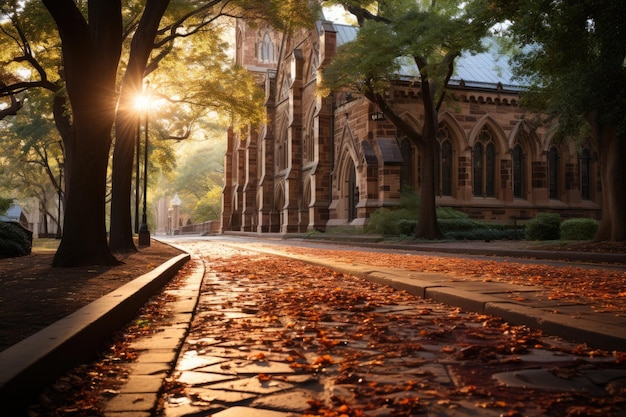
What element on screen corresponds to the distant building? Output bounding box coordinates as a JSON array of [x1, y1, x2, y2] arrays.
[[222, 17, 601, 234]]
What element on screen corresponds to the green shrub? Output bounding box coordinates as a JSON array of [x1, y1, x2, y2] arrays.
[[365, 208, 415, 235], [560, 218, 599, 240], [526, 213, 561, 240], [0, 221, 32, 258]]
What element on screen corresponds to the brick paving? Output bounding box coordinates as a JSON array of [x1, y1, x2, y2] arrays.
[[140, 239, 626, 417]]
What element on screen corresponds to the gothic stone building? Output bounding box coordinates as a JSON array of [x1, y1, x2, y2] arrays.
[[222, 19, 601, 234]]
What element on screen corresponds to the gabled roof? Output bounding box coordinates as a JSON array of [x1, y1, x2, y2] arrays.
[[320, 21, 522, 92]]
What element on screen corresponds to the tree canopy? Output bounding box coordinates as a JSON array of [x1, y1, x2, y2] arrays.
[[488, 0, 626, 240], [1, 0, 318, 265]]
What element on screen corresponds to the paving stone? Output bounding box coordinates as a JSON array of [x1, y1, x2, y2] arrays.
[[177, 352, 228, 371], [492, 368, 607, 395], [105, 392, 158, 412], [209, 376, 294, 394], [250, 389, 319, 412], [118, 375, 164, 393], [176, 370, 236, 386], [127, 362, 171, 376], [135, 349, 178, 364], [211, 406, 294, 417], [187, 387, 258, 404], [198, 360, 296, 376]]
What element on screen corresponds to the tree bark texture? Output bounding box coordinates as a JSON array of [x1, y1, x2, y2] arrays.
[[43, 0, 123, 266], [589, 113, 626, 242]]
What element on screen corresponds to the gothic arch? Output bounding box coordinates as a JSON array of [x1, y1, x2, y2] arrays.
[[398, 111, 423, 135], [439, 112, 467, 151], [336, 148, 359, 222], [337, 124, 361, 166], [468, 115, 508, 151], [509, 119, 542, 158]]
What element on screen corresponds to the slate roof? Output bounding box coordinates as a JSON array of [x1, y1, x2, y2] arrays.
[[322, 21, 522, 91]]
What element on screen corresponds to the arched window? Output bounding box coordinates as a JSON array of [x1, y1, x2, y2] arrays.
[[348, 163, 358, 221], [548, 146, 559, 199], [512, 144, 524, 198], [473, 128, 496, 197], [260, 33, 274, 63], [580, 148, 591, 200], [436, 126, 453, 196]]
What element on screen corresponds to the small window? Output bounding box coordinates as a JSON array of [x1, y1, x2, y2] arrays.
[[473, 127, 497, 197]]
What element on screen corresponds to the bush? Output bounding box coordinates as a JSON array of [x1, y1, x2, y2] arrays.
[[560, 218, 599, 240], [526, 213, 561, 240], [365, 208, 415, 235], [0, 221, 32, 258]]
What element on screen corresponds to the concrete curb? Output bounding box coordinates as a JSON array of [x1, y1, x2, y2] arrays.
[[0, 251, 190, 412]]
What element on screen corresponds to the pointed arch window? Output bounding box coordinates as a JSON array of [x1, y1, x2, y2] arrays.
[[348, 163, 358, 221], [473, 128, 496, 197], [260, 33, 275, 63], [548, 146, 559, 199], [512, 144, 524, 198]]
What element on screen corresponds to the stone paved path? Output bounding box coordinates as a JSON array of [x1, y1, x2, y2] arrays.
[[158, 240, 626, 417]]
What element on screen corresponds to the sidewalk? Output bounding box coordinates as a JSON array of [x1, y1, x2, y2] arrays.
[[154, 239, 626, 417]]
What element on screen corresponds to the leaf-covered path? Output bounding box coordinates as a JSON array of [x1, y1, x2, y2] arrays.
[[161, 240, 626, 417]]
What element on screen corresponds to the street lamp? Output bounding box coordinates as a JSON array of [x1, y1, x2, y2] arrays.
[[134, 83, 152, 247]]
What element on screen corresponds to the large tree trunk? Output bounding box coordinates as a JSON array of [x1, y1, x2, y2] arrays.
[[590, 114, 626, 241], [43, 0, 123, 267], [109, 0, 170, 253]]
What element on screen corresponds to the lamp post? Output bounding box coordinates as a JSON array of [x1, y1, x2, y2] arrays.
[[138, 105, 151, 246]]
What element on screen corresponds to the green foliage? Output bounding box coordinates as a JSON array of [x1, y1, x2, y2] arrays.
[[0, 198, 12, 214], [0, 221, 32, 258], [489, 0, 626, 136], [440, 219, 525, 241], [364, 189, 470, 236], [525, 212, 561, 241], [560, 218, 599, 241]]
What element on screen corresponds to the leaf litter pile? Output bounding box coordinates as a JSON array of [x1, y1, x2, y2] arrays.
[[160, 245, 626, 417]]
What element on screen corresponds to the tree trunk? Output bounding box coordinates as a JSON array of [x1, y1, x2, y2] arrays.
[[109, 107, 139, 253], [109, 0, 170, 253], [43, 0, 123, 267], [415, 79, 443, 240], [590, 114, 626, 241]]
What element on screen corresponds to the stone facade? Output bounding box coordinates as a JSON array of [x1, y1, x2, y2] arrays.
[[222, 20, 601, 234]]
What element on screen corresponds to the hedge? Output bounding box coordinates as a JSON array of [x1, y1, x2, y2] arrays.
[[560, 218, 599, 240]]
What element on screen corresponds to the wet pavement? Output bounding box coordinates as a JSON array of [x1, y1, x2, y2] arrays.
[[120, 238, 626, 417]]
